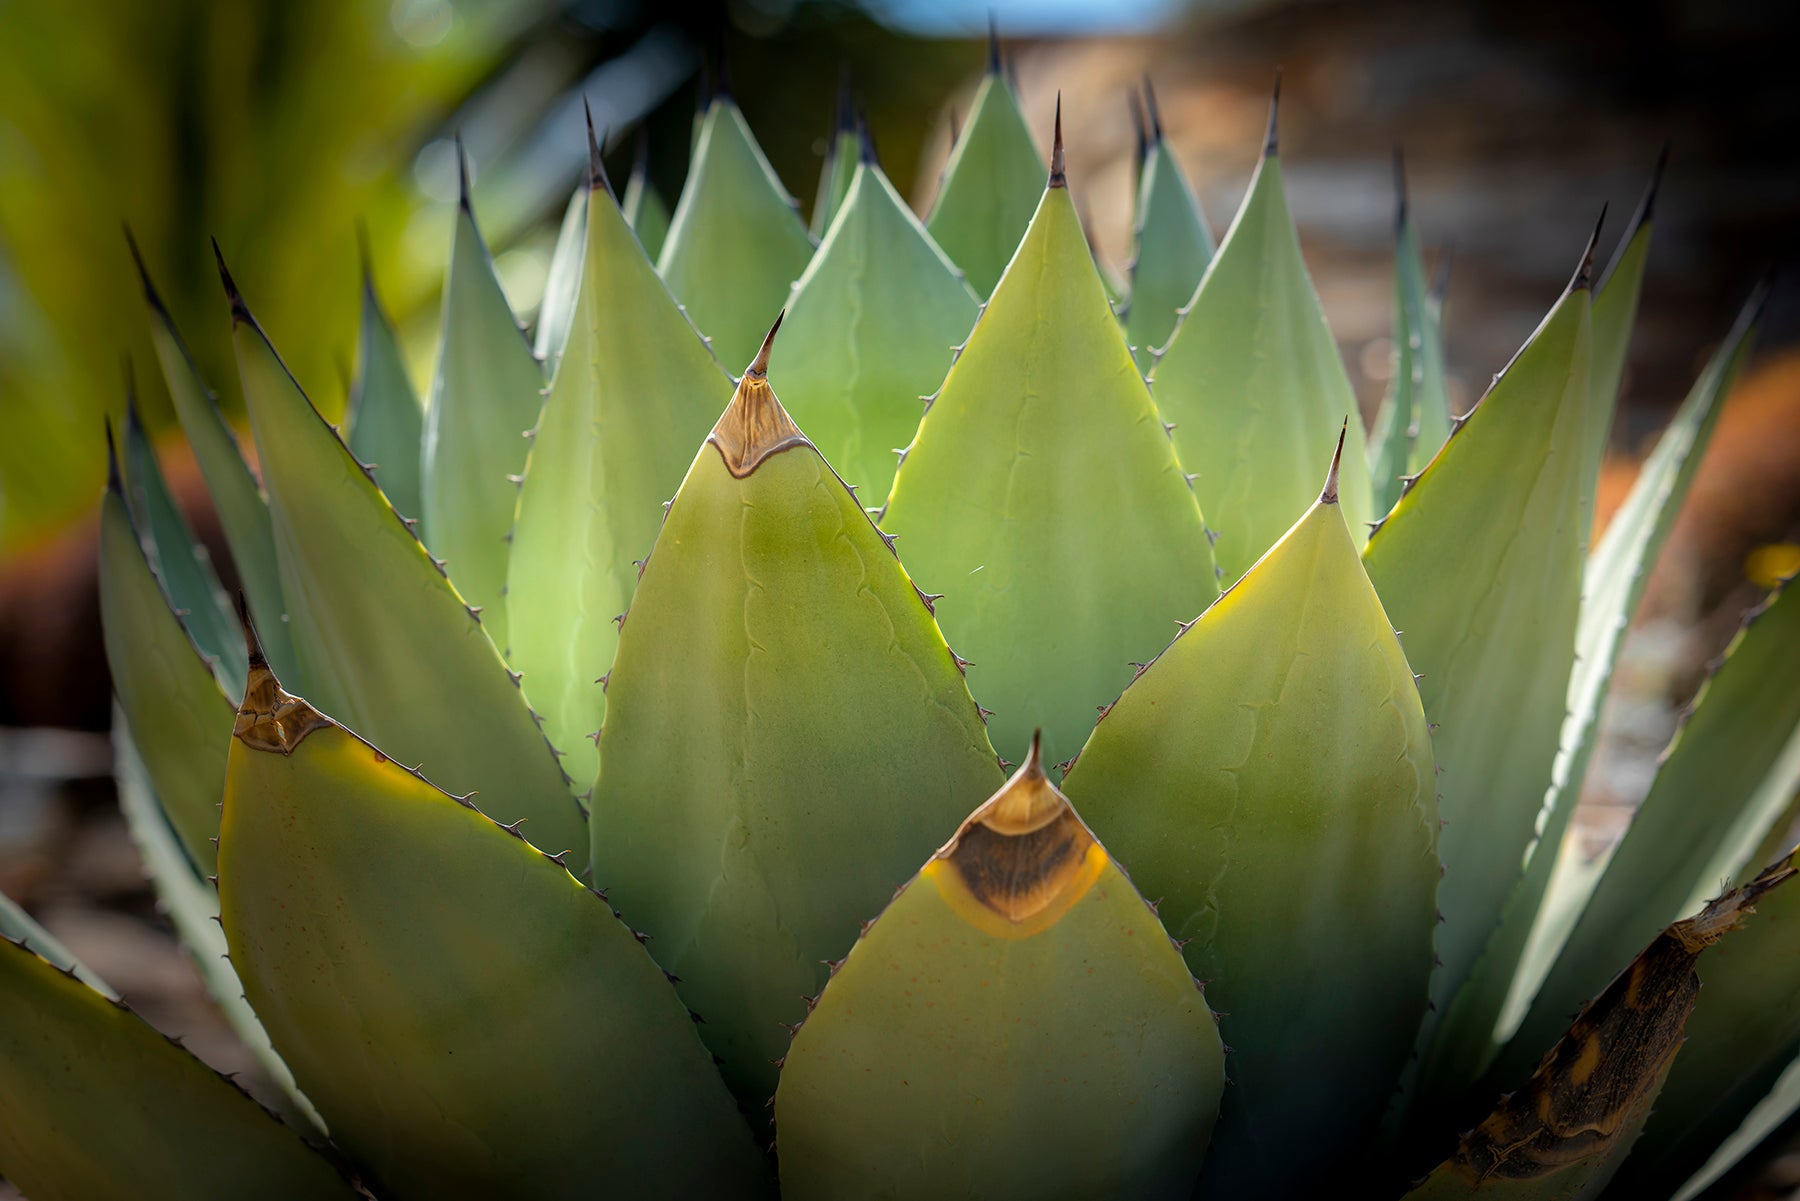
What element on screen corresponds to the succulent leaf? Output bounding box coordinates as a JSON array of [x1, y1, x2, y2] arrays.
[[1363, 264, 1593, 1098], [112, 719, 321, 1129], [0, 889, 110, 999], [623, 145, 673, 262], [0, 936, 354, 1201], [1508, 575, 1800, 1075], [590, 334, 1003, 1109], [1581, 160, 1660, 528], [346, 250, 426, 522], [779, 156, 979, 503], [218, 650, 770, 1200], [1368, 184, 1452, 517], [534, 183, 588, 378], [121, 396, 245, 697], [882, 175, 1219, 768], [507, 155, 730, 787], [1400, 856, 1797, 1201], [132, 238, 297, 683], [1123, 112, 1214, 373], [774, 738, 1225, 1201], [97, 467, 233, 873], [1440, 292, 1760, 1080], [1151, 135, 1374, 581], [1610, 846, 1800, 1196], [923, 72, 1043, 298], [658, 97, 816, 371], [808, 85, 859, 239], [420, 162, 543, 650], [222, 262, 588, 869], [1063, 450, 1439, 1198]]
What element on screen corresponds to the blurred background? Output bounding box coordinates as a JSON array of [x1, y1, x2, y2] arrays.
[[1, 0, 1799, 1193]]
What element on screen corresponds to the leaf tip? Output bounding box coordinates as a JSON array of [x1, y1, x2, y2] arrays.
[[987, 14, 1002, 75], [1142, 73, 1164, 143], [1263, 67, 1282, 158], [1049, 91, 1067, 188], [1570, 203, 1607, 293], [1321, 418, 1347, 505], [210, 238, 253, 327], [584, 98, 613, 196]]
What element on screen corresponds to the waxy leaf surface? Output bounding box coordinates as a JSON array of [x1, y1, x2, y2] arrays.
[[591, 361, 1001, 1109], [1368, 213, 1451, 518], [347, 259, 425, 522], [534, 183, 587, 379], [924, 72, 1043, 298], [776, 747, 1225, 1201], [1152, 152, 1372, 579], [883, 183, 1218, 768], [657, 98, 814, 371], [218, 656, 769, 1201], [780, 159, 978, 504], [507, 173, 729, 786], [1124, 136, 1213, 372], [1065, 483, 1438, 1199]]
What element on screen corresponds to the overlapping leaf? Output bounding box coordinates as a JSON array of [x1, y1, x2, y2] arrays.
[[808, 82, 858, 239], [1151, 112, 1372, 580], [1065, 452, 1438, 1198], [420, 163, 543, 650], [1368, 172, 1452, 518], [923, 68, 1043, 298], [346, 252, 425, 521], [776, 741, 1225, 1201], [507, 142, 729, 788], [534, 183, 588, 379], [623, 141, 672, 262], [218, 651, 767, 1200], [220, 256, 587, 869], [779, 146, 978, 504], [1122, 85, 1213, 373], [590, 343, 1002, 1108], [882, 164, 1218, 768], [657, 96, 815, 371]]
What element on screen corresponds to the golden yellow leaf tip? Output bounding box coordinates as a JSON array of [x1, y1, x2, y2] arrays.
[[707, 311, 808, 478], [1321, 419, 1347, 505], [1049, 92, 1067, 188]]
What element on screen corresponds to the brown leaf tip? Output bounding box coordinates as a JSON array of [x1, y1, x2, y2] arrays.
[[1049, 92, 1067, 188], [1264, 67, 1282, 157], [707, 312, 809, 477], [1321, 419, 1348, 505], [233, 602, 332, 755], [584, 98, 613, 196], [1142, 73, 1164, 144]]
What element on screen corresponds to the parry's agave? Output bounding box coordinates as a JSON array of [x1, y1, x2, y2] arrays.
[[3, 49, 1798, 1201]]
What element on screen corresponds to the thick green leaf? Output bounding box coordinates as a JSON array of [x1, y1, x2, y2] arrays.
[[1368, 181, 1452, 518], [0, 937, 353, 1201], [590, 348, 1002, 1109], [131, 237, 296, 684], [218, 652, 768, 1201], [220, 259, 588, 870], [121, 398, 244, 697], [346, 253, 425, 522], [1064, 459, 1439, 1198], [1123, 101, 1214, 373], [1363, 266, 1592, 1098], [780, 153, 978, 504], [97, 469, 232, 874], [1610, 847, 1800, 1198], [420, 167, 544, 651], [1509, 576, 1800, 1072], [1444, 295, 1759, 1076], [1400, 859, 1795, 1201], [1581, 164, 1660, 529], [923, 70, 1043, 298], [0, 891, 109, 998], [1671, 1054, 1800, 1201], [808, 89, 858, 239], [882, 178, 1219, 768], [507, 152, 730, 788], [534, 182, 587, 379], [623, 146, 672, 263], [657, 97, 815, 371], [1151, 128, 1373, 581], [112, 718, 321, 1131], [775, 742, 1225, 1201]]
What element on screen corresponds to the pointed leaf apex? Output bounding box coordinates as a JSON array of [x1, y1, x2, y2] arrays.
[[455, 132, 473, 214], [1049, 92, 1067, 188], [987, 15, 1002, 75], [1128, 91, 1148, 169], [211, 238, 253, 327], [748, 310, 785, 378], [708, 314, 807, 479], [1571, 204, 1608, 293], [584, 99, 613, 196], [1264, 68, 1283, 157], [631, 124, 651, 183], [1322, 418, 1348, 505], [857, 104, 879, 167], [104, 418, 123, 497], [1142, 74, 1165, 143], [1392, 146, 1408, 234], [122, 225, 170, 318], [232, 591, 331, 755], [355, 219, 376, 292]]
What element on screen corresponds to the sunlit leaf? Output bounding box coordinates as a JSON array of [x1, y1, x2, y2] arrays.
[[923, 67, 1043, 298]]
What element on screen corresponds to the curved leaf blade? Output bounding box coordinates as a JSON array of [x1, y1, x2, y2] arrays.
[[1065, 465, 1439, 1197], [1123, 134, 1213, 373], [346, 255, 425, 522], [882, 181, 1219, 767], [591, 352, 1003, 1109], [775, 743, 1225, 1201], [218, 652, 770, 1201]]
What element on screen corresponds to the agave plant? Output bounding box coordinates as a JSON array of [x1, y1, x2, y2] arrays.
[[2, 48, 1798, 1201]]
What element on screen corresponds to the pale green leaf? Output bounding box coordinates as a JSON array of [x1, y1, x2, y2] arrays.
[[808, 96, 858, 239], [882, 182, 1219, 768], [923, 71, 1044, 298], [346, 255, 425, 523], [623, 148, 672, 263], [533, 183, 587, 379], [1123, 131, 1213, 373]]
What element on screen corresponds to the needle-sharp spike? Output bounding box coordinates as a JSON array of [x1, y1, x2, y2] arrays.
[[856, 103, 878, 167], [1263, 68, 1283, 157], [1142, 73, 1164, 143], [210, 238, 254, 327], [454, 131, 473, 215], [1598, 143, 1671, 292], [1570, 204, 1608, 293], [1127, 91, 1148, 172], [986, 14, 1002, 75], [584, 98, 613, 197], [1392, 146, 1408, 235], [1321, 418, 1348, 505], [1048, 92, 1066, 188], [748, 310, 785, 378], [103, 418, 123, 496]]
